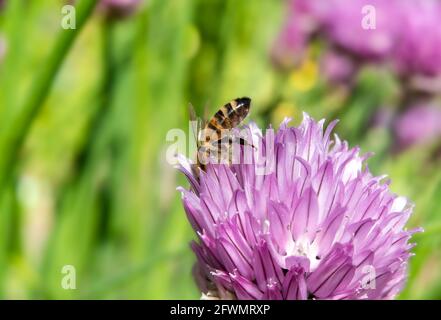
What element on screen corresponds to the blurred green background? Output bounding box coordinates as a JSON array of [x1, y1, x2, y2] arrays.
[[0, 0, 439, 299]]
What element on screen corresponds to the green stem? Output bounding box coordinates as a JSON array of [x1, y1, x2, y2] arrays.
[[71, 18, 116, 176], [0, 0, 99, 191]]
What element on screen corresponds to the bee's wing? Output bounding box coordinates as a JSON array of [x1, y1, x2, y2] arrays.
[[203, 100, 211, 124], [188, 102, 204, 146]]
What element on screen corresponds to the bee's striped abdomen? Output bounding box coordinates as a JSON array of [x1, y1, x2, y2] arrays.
[[210, 97, 251, 130], [202, 97, 251, 143]]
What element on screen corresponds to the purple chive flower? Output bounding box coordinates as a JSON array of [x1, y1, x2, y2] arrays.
[[393, 105, 441, 150], [274, 0, 401, 65], [321, 0, 401, 61], [274, 0, 441, 77], [177, 114, 421, 300], [394, 1, 441, 77]]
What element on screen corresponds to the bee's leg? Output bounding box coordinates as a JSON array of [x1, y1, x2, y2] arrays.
[[220, 136, 237, 165], [197, 145, 211, 167], [205, 142, 224, 165], [216, 135, 254, 165], [191, 163, 203, 180], [231, 137, 256, 149], [228, 144, 234, 165], [218, 138, 233, 164], [220, 143, 231, 164], [210, 138, 230, 164], [218, 134, 252, 147]]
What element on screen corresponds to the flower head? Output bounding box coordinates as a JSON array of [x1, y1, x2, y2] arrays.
[[177, 114, 421, 300]]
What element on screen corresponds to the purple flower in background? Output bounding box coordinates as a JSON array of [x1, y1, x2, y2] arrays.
[[274, 0, 401, 65], [274, 0, 441, 77], [394, 1, 441, 77], [271, 0, 320, 68], [394, 105, 441, 150], [177, 114, 420, 300], [321, 0, 402, 61], [319, 50, 355, 84], [271, 15, 308, 69]]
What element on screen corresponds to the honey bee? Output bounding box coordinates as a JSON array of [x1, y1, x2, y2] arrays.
[[189, 97, 252, 173]]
